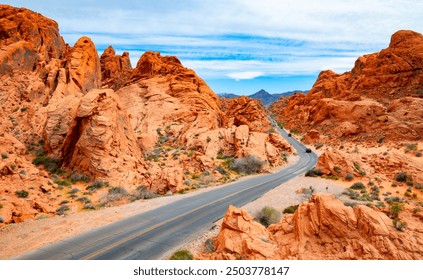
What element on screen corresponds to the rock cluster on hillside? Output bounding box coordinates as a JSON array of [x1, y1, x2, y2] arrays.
[[203, 194, 423, 260]]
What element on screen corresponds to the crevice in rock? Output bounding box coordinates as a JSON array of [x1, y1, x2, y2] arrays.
[[61, 116, 84, 168]]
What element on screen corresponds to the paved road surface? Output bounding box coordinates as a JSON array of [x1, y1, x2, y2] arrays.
[[18, 119, 317, 260]]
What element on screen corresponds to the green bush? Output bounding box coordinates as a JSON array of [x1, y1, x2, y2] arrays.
[[389, 202, 404, 218], [54, 179, 71, 187], [170, 250, 194, 260], [32, 153, 61, 173], [70, 173, 90, 183], [0, 216, 4, 223], [350, 182, 365, 190], [344, 173, 354, 181], [395, 172, 408, 182], [16, 190, 29, 198], [56, 205, 70, 215], [283, 205, 299, 214], [342, 189, 360, 200], [86, 180, 108, 191], [393, 218, 407, 232], [230, 155, 264, 174], [305, 168, 322, 177], [254, 206, 281, 228], [133, 185, 159, 200]]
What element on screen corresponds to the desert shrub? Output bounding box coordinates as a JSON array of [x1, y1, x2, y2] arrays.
[[170, 250, 194, 260], [83, 203, 95, 210], [54, 179, 71, 187], [283, 205, 299, 214], [254, 206, 281, 228], [405, 143, 417, 152], [416, 152, 422, 157], [393, 218, 407, 232], [68, 188, 79, 194], [301, 186, 315, 200], [99, 187, 130, 206], [204, 239, 215, 253], [344, 173, 354, 181], [384, 196, 404, 203], [0, 203, 3, 209], [215, 165, 228, 175], [133, 185, 159, 200], [56, 205, 70, 215], [0, 216, 4, 223], [60, 200, 69, 205], [230, 155, 264, 174], [389, 202, 404, 218], [406, 181, 414, 187], [343, 189, 360, 200], [86, 180, 108, 191], [70, 173, 90, 183], [76, 197, 91, 203], [344, 201, 359, 208], [350, 182, 365, 190], [1, 153, 8, 159], [375, 201, 385, 209], [305, 168, 322, 177], [333, 166, 341, 173], [395, 172, 408, 182], [32, 153, 61, 173], [16, 190, 29, 198]]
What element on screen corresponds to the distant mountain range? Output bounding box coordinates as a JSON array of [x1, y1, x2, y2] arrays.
[[218, 89, 309, 107]]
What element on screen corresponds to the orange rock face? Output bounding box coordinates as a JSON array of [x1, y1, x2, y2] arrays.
[[100, 46, 132, 90], [61, 89, 149, 186], [0, 5, 65, 74], [270, 30, 423, 143], [205, 194, 423, 260], [220, 96, 272, 133], [0, 133, 57, 224]]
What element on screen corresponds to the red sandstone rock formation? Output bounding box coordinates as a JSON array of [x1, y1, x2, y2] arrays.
[[0, 5, 65, 74], [205, 194, 423, 260], [270, 30, 423, 143], [100, 46, 132, 90], [220, 96, 272, 133]]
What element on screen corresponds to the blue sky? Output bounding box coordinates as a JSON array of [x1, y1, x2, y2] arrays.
[[5, 0, 423, 94]]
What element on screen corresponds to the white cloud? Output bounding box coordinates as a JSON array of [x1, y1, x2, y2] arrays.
[[227, 71, 264, 81], [5, 0, 423, 80]]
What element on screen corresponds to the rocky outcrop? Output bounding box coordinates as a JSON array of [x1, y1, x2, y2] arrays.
[[212, 205, 279, 260], [205, 194, 423, 260], [43, 36, 102, 156], [100, 46, 132, 90], [270, 30, 423, 143], [220, 96, 272, 133], [0, 133, 57, 224], [302, 129, 320, 144], [63, 36, 101, 94], [0, 5, 65, 74], [316, 149, 362, 177], [61, 89, 149, 186]]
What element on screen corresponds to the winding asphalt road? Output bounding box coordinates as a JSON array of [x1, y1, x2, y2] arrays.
[[18, 119, 317, 260]]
